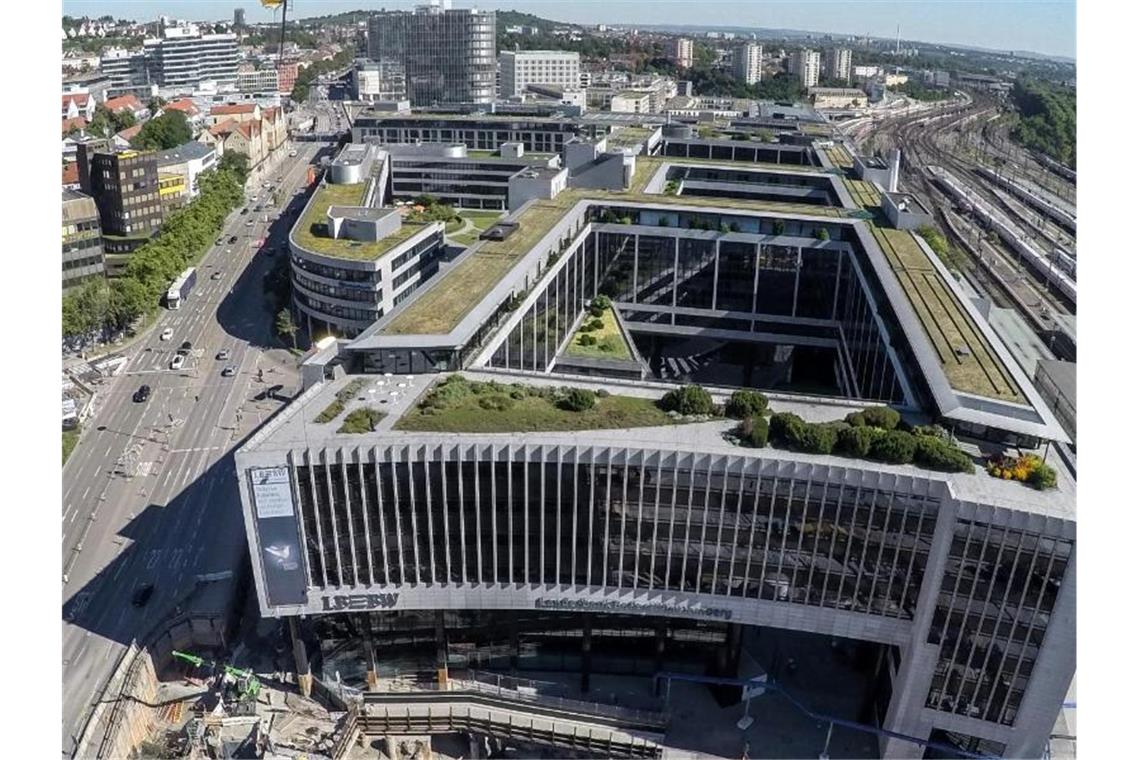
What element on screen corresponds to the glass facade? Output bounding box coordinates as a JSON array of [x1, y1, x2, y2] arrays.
[[925, 521, 1072, 726], [290, 446, 937, 620], [487, 227, 903, 402]]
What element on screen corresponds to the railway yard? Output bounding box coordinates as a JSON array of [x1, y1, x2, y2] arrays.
[[856, 92, 1077, 362]]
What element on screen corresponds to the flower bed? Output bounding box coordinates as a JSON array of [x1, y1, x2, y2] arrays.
[[985, 453, 1057, 490]]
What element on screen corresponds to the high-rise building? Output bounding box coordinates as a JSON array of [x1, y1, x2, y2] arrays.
[[77, 140, 163, 241], [789, 48, 821, 88], [825, 47, 852, 83], [233, 7, 246, 30], [100, 48, 152, 94], [733, 43, 763, 85], [366, 4, 496, 106], [499, 50, 581, 98], [667, 37, 694, 69], [142, 23, 240, 90], [62, 190, 105, 290]]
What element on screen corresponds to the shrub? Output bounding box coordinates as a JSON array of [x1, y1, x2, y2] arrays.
[[772, 220, 786, 235], [869, 430, 917, 464], [737, 416, 769, 448], [595, 388, 611, 398], [786, 422, 839, 455], [769, 412, 806, 443], [724, 390, 769, 420], [337, 407, 386, 434], [836, 425, 877, 457], [912, 424, 951, 442], [815, 227, 830, 241], [1027, 461, 1058, 490], [561, 388, 596, 412], [914, 436, 974, 473], [845, 411, 866, 427], [987, 453, 1058, 490], [586, 318, 605, 331], [578, 334, 598, 346], [860, 406, 901, 430], [477, 394, 513, 412], [660, 384, 715, 416]]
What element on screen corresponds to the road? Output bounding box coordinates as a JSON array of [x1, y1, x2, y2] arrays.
[[61, 140, 328, 756]]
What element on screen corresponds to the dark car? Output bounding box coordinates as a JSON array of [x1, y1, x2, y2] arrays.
[[229, 235, 239, 244], [133, 385, 151, 403], [131, 584, 155, 607], [177, 341, 192, 356], [240, 207, 249, 215]]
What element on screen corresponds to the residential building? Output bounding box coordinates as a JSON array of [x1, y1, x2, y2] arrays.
[[208, 102, 261, 127], [142, 23, 240, 90], [100, 47, 152, 94], [210, 119, 265, 166], [366, 4, 496, 106], [810, 86, 868, 110], [610, 91, 653, 114], [852, 64, 881, 80], [104, 94, 149, 121], [733, 43, 763, 85], [62, 162, 81, 190], [885, 72, 910, 87], [62, 93, 96, 121], [76, 140, 163, 264], [62, 189, 105, 290], [155, 97, 203, 126], [112, 124, 143, 150], [155, 140, 218, 198], [277, 61, 299, 95], [62, 70, 112, 104], [158, 172, 189, 214], [923, 69, 952, 89], [824, 47, 852, 83], [789, 48, 821, 88], [667, 37, 693, 69], [236, 66, 280, 96], [499, 50, 581, 98]]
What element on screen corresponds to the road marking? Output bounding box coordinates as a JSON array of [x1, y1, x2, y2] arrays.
[[82, 486, 91, 501], [169, 446, 226, 454], [69, 511, 79, 525]]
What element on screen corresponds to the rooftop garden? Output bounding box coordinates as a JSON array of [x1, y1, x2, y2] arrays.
[[338, 406, 387, 434], [449, 209, 505, 247], [394, 375, 683, 434], [314, 378, 368, 424], [565, 296, 633, 361], [293, 183, 433, 261]]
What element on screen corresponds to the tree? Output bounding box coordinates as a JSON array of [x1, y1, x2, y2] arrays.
[[276, 308, 298, 348], [131, 110, 191, 151], [660, 385, 716, 416], [218, 151, 250, 183], [147, 96, 167, 114], [107, 278, 152, 331]]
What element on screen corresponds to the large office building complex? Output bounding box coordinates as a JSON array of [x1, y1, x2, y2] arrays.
[[143, 24, 239, 89], [61, 190, 105, 290], [499, 50, 581, 98], [237, 113, 1074, 760], [734, 43, 764, 86], [790, 48, 822, 89], [366, 4, 496, 106]]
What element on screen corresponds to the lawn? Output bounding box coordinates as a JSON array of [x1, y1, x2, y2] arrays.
[[63, 427, 80, 465], [394, 375, 678, 434], [292, 183, 434, 261], [338, 406, 387, 434], [450, 210, 505, 247], [565, 306, 633, 361]]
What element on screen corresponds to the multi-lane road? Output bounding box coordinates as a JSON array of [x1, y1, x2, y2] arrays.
[[61, 140, 327, 756]]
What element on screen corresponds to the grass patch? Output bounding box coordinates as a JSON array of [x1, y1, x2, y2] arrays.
[[566, 307, 633, 361], [338, 406, 387, 434], [63, 427, 80, 465], [314, 378, 369, 424], [394, 375, 679, 433], [451, 210, 505, 247], [292, 183, 434, 261]]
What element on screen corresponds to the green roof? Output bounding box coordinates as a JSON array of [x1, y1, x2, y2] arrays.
[[292, 183, 434, 262]]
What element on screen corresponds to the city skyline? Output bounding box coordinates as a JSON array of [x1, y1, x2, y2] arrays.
[[62, 0, 1076, 60]]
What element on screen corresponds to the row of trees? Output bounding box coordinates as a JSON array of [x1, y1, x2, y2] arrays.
[[1009, 77, 1076, 168], [290, 46, 356, 103], [641, 55, 807, 102], [62, 155, 249, 345]]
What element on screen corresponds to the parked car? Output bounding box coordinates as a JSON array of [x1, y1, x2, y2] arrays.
[[132, 584, 155, 607], [159, 327, 174, 341], [240, 207, 249, 215], [170, 354, 185, 371], [216, 349, 231, 361], [229, 235, 238, 244], [179, 340, 193, 353], [221, 365, 237, 377], [133, 385, 151, 403], [211, 271, 223, 280]]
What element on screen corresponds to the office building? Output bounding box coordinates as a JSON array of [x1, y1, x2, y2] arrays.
[[62, 190, 105, 290], [236, 66, 280, 96], [233, 7, 245, 30], [352, 112, 603, 154], [236, 128, 1073, 760], [499, 50, 581, 98], [100, 48, 152, 95], [810, 87, 869, 110], [155, 140, 218, 198], [733, 43, 763, 85], [366, 4, 496, 106], [667, 37, 694, 69], [76, 140, 163, 243], [352, 60, 408, 103], [142, 23, 240, 90], [789, 48, 821, 88], [825, 47, 852, 84]]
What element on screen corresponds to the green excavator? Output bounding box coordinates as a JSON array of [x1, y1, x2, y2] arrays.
[[172, 650, 262, 706]]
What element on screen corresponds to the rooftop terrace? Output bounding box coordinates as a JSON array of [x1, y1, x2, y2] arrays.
[[292, 183, 433, 262]]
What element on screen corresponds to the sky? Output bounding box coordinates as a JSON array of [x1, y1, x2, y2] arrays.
[[62, 0, 1077, 59]]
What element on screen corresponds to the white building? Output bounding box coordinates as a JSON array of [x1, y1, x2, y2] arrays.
[[499, 50, 581, 98], [143, 23, 239, 90], [852, 64, 881, 80], [667, 37, 693, 69], [237, 67, 280, 95], [824, 48, 852, 83], [733, 43, 763, 85], [789, 48, 821, 89]]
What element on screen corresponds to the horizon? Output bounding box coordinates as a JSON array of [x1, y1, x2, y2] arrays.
[[62, 1, 1076, 60]]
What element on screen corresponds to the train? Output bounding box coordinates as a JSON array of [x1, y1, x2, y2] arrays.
[[974, 166, 1076, 234], [928, 166, 1077, 304]]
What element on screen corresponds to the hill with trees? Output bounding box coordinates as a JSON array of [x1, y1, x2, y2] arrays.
[[1009, 77, 1076, 168]]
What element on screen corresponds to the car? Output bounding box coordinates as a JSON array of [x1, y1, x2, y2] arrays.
[[245, 219, 255, 227], [133, 385, 152, 403], [229, 235, 239, 244], [211, 271, 223, 280], [216, 349, 231, 361], [160, 327, 174, 341], [221, 365, 237, 377], [131, 584, 155, 607], [216, 238, 225, 246], [289, 150, 298, 157], [240, 207, 249, 215], [170, 354, 185, 370], [180, 340, 193, 352]]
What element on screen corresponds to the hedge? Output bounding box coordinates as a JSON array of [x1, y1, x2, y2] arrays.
[[660, 384, 716, 416], [869, 430, 917, 464], [725, 390, 769, 420], [914, 435, 975, 473], [837, 425, 878, 457], [846, 406, 900, 430]]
